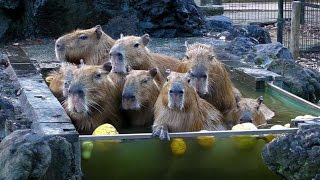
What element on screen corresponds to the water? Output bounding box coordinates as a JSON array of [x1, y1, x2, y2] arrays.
[[82, 138, 281, 180], [81, 78, 319, 180]]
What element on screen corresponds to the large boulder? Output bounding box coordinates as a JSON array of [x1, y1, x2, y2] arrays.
[[0, 129, 52, 179], [132, 0, 207, 37], [0, 0, 21, 9], [0, 0, 207, 42], [268, 60, 320, 103], [0, 96, 15, 140], [228, 25, 272, 44], [42, 136, 82, 179], [262, 125, 320, 179]]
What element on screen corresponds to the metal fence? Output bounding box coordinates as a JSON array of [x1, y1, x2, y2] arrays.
[[216, 0, 320, 60]]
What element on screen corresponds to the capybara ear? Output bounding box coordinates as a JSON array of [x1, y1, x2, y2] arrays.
[[149, 68, 158, 78], [120, 33, 124, 39], [95, 25, 102, 39], [185, 41, 189, 50], [103, 62, 112, 72], [164, 69, 171, 79], [208, 54, 215, 61], [77, 59, 85, 68], [235, 95, 241, 108], [256, 96, 263, 110], [126, 65, 133, 73], [141, 34, 150, 46]]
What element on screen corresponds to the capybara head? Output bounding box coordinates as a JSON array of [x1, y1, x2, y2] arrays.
[[160, 70, 197, 111], [122, 68, 162, 110], [231, 96, 266, 126], [109, 34, 150, 73], [55, 25, 113, 64], [183, 43, 215, 96], [63, 62, 113, 115]]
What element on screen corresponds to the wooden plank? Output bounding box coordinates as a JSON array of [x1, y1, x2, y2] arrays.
[[290, 1, 301, 59]]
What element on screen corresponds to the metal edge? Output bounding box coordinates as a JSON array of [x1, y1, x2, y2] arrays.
[[267, 82, 320, 111], [79, 128, 298, 141]]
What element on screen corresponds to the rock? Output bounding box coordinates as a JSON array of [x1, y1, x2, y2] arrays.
[[0, 10, 11, 42], [0, 129, 51, 179], [0, 0, 207, 42], [102, 12, 140, 39], [262, 125, 320, 179], [268, 60, 320, 103], [206, 15, 233, 32], [0, 0, 21, 9], [0, 96, 15, 140], [43, 136, 82, 179], [228, 25, 272, 44], [132, 0, 207, 37]]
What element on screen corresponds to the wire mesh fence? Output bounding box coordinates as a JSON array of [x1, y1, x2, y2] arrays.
[[214, 0, 320, 63]]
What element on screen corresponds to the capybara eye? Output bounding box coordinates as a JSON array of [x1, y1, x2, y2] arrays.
[[202, 75, 207, 78], [134, 43, 140, 48], [187, 78, 191, 83], [79, 35, 88, 40], [95, 73, 101, 79], [166, 78, 169, 82], [142, 79, 148, 84], [185, 55, 189, 59]]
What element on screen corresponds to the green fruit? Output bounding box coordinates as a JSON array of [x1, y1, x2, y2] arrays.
[[81, 141, 94, 160]]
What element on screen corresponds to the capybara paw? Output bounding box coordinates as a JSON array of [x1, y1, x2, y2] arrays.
[[152, 126, 170, 141]]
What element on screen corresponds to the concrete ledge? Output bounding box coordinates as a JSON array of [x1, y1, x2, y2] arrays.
[[4, 46, 81, 180]]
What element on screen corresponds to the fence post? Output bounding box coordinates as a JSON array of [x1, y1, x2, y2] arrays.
[[300, 0, 305, 24], [277, 0, 284, 43], [290, 1, 301, 59]]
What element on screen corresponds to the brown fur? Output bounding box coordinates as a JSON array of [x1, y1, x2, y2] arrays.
[[55, 25, 115, 65], [225, 97, 275, 127], [61, 64, 122, 134], [153, 72, 224, 133], [109, 34, 180, 76], [47, 63, 77, 102], [176, 42, 237, 116], [122, 68, 164, 127]]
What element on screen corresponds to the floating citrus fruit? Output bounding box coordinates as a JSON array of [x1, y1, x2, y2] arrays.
[[92, 123, 121, 151], [264, 124, 286, 143], [170, 138, 187, 156], [196, 130, 215, 148], [81, 141, 94, 160], [231, 123, 258, 150]]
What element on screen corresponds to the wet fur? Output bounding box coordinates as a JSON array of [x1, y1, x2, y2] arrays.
[[176, 43, 237, 115], [122, 69, 164, 127], [55, 25, 115, 65], [110, 34, 180, 77], [153, 72, 224, 132], [61, 64, 122, 134], [225, 98, 275, 127]]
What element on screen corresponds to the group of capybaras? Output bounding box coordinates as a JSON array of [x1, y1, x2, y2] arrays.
[[46, 25, 275, 140]]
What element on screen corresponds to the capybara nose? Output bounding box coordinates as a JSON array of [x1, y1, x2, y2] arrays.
[[122, 93, 136, 100], [169, 89, 184, 95], [110, 51, 123, 60], [56, 43, 65, 51], [240, 112, 253, 123], [68, 84, 84, 96]]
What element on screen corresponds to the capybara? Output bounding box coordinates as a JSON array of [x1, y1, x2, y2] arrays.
[[46, 63, 77, 102], [109, 34, 180, 76], [176, 42, 237, 116], [61, 62, 122, 134], [152, 71, 224, 140], [225, 96, 275, 127], [122, 68, 164, 127], [55, 25, 115, 65]]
